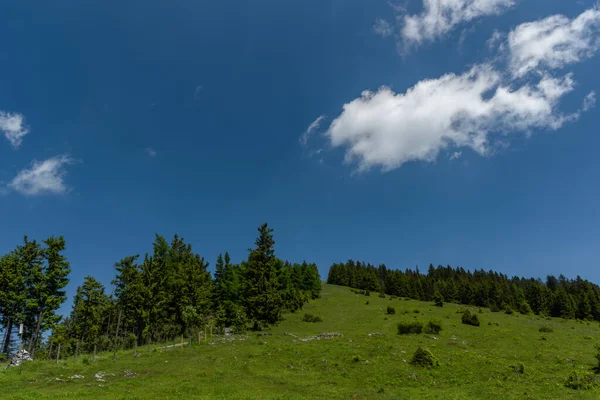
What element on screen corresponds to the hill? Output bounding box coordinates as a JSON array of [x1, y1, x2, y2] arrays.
[[2, 283, 600, 399]]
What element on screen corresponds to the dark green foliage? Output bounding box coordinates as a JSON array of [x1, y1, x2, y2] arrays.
[[462, 310, 480, 327], [397, 321, 423, 334], [565, 371, 597, 390], [328, 263, 600, 323], [424, 320, 442, 334], [386, 306, 396, 315], [433, 291, 444, 307], [539, 326, 554, 333], [378, 292, 386, 298], [410, 347, 439, 367], [302, 313, 323, 323], [413, 309, 420, 313], [365, 290, 371, 296], [509, 362, 525, 374]]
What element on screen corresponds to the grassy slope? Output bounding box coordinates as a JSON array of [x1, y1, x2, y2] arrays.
[[2, 283, 600, 399]]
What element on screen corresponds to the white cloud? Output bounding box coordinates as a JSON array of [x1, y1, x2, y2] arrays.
[[299, 115, 326, 146], [583, 90, 597, 111], [401, 0, 517, 47], [508, 6, 600, 77], [374, 18, 394, 37], [450, 151, 462, 160], [8, 155, 74, 196], [0, 111, 29, 148], [326, 65, 576, 171], [145, 147, 157, 157]]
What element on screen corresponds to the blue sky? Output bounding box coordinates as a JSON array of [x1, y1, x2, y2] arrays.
[[1, 0, 599, 314]]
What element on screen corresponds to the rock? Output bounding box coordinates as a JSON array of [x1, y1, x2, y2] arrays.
[[71, 375, 84, 379], [7, 350, 33, 367], [123, 370, 138, 378], [55, 378, 66, 382], [94, 372, 115, 381]]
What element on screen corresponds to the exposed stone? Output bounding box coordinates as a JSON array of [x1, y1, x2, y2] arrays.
[[7, 350, 33, 367]]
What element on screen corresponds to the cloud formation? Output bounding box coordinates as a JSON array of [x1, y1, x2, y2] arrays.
[[401, 0, 517, 48], [318, 5, 600, 172], [145, 147, 157, 157], [508, 5, 600, 77], [374, 19, 394, 37], [8, 155, 74, 196], [299, 115, 326, 146], [583, 91, 597, 111], [0, 111, 29, 148], [326, 66, 575, 171]]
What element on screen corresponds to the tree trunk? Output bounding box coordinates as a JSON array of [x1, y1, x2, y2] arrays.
[[113, 308, 122, 361], [56, 343, 60, 364], [2, 317, 13, 355], [31, 310, 43, 358]]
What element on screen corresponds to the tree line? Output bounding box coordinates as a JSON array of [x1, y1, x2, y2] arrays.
[[0, 223, 321, 357], [328, 261, 600, 320]]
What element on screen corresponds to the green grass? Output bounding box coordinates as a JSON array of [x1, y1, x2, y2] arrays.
[[2, 283, 600, 399]]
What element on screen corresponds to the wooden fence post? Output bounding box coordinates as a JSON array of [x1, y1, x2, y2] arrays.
[[56, 343, 60, 364], [93, 344, 97, 363], [47, 342, 53, 360], [113, 308, 122, 361], [74, 341, 79, 363]]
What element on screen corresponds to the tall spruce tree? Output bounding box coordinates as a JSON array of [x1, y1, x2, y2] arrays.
[[242, 223, 284, 329]]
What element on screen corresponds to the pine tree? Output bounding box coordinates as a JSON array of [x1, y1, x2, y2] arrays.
[[242, 223, 284, 329], [70, 276, 109, 349]]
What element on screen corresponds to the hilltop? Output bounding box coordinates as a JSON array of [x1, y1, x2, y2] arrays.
[[2, 283, 600, 399]]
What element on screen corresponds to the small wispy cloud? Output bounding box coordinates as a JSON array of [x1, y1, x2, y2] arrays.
[[194, 85, 203, 99], [8, 155, 74, 196], [583, 91, 596, 111], [449, 151, 462, 160], [0, 111, 29, 148], [299, 115, 326, 146], [373, 18, 394, 37], [145, 147, 157, 157]]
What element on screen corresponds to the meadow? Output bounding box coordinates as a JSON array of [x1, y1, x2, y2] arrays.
[[2, 283, 599, 399]]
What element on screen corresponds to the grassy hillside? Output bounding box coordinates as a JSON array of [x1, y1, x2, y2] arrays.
[[2, 283, 600, 399]]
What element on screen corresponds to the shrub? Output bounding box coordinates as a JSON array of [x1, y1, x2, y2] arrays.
[[397, 321, 424, 334], [379, 292, 386, 298], [433, 291, 444, 307], [384, 316, 388, 320], [410, 347, 439, 367], [81, 356, 91, 365], [352, 355, 361, 363], [489, 303, 500, 312], [461, 310, 480, 327], [509, 362, 525, 374], [504, 307, 514, 315], [302, 313, 323, 323], [365, 301, 369, 305], [539, 326, 553, 333], [365, 290, 371, 296], [565, 371, 597, 390], [386, 306, 396, 315], [413, 309, 420, 314], [424, 320, 442, 334]]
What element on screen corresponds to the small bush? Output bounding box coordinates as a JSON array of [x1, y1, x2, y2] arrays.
[[410, 347, 439, 367], [302, 313, 323, 323], [565, 371, 597, 390], [398, 321, 424, 334], [584, 335, 593, 340], [386, 306, 396, 315], [433, 291, 444, 307], [413, 309, 420, 314], [379, 292, 386, 298], [509, 362, 525, 374], [384, 316, 388, 320], [424, 320, 442, 334], [81, 356, 90, 365], [365, 301, 369, 305], [365, 290, 371, 296], [489, 303, 500, 312], [504, 307, 514, 315], [539, 326, 553, 333], [352, 355, 361, 363], [461, 310, 480, 327]]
